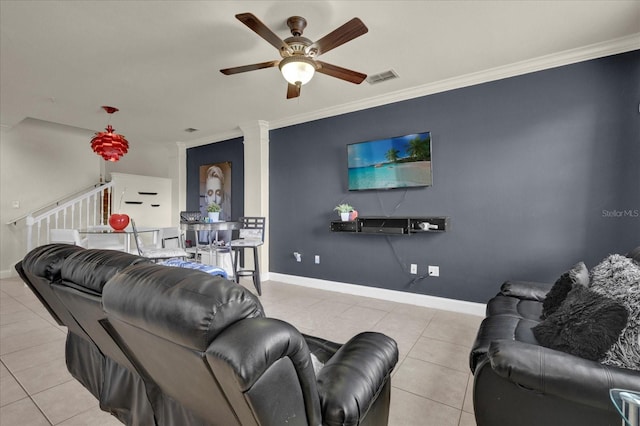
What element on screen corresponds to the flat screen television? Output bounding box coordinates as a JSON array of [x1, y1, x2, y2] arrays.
[[347, 131, 432, 191]]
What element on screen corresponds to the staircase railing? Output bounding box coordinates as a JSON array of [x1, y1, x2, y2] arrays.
[[22, 182, 114, 251]]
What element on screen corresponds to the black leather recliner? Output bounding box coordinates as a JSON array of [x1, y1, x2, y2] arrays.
[[16, 244, 155, 425], [16, 244, 399, 426], [469, 248, 640, 426]]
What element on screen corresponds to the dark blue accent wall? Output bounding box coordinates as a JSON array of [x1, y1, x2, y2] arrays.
[[269, 50, 640, 303], [186, 137, 244, 218]]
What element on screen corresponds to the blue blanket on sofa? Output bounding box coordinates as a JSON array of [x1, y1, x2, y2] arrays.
[[160, 258, 228, 279]]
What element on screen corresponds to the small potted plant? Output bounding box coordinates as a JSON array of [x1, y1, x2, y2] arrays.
[[334, 203, 354, 221], [207, 202, 221, 222]]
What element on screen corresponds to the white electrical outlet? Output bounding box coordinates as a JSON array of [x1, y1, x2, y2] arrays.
[[428, 266, 440, 277], [315, 255, 320, 264], [12, 200, 20, 209], [294, 252, 302, 262], [410, 264, 417, 274]]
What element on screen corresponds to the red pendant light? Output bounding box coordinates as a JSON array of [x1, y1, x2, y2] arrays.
[[91, 106, 129, 162]]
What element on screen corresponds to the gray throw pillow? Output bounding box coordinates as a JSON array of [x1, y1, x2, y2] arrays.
[[533, 286, 628, 361], [541, 261, 589, 319], [590, 254, 640, 370]]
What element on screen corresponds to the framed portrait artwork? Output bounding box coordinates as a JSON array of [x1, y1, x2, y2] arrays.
[[199, 162, 232, 221]]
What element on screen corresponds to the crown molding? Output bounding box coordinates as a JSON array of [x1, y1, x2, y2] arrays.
[[184, 34, 639, 148], [181, 128, 243, 149], [269, 34, 640, 130]]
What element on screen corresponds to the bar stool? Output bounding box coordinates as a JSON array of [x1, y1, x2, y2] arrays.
[[230, 217, 265, 295]]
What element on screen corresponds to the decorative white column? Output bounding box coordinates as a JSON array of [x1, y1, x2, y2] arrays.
[[239, 120, 270, 279], [174, 142, 187, 225]]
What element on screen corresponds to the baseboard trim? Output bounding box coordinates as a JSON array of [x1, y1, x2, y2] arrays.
[[0, 268, 17, 279], [268, 273, 486, 317], [1, 265, 486, 315]]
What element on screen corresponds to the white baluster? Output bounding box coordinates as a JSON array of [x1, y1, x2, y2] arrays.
[[36, 221, 42, 247], [26, 214, 34, 251]]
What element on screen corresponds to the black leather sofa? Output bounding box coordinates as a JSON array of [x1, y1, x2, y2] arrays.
[[469, 248, 640, 426], [16, 244, 398, 426]]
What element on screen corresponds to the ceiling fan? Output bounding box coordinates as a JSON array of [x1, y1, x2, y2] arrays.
[[220, 13, 368, 99]]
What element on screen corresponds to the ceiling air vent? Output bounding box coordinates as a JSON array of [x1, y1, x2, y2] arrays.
[[366, 69, 399, 85]]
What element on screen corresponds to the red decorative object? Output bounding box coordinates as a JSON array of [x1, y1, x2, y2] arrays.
[[91, 106, 129, 162], [108, 213, 130, 231]]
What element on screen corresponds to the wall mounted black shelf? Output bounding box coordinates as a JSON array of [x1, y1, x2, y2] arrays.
[[330, 216, 449, 235]]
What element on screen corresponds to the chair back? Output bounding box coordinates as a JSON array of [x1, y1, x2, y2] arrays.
[[159, 227, 183, 249], [131, 220, 188, 261], [238, 217, 266, 242], [17, 245, 156, 425], [130, 219, 145, 255], [180, 211, 201, 223], [102, 265, 284, 425], [52, 248, 150, 371], [86, 225, 124, 250], [16, 244, 89, 335], [50, 229, 87, 247]]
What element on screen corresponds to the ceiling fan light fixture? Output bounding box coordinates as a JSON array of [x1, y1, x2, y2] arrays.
[[279, 56, 316, 86], [221, 13, 368, 98]]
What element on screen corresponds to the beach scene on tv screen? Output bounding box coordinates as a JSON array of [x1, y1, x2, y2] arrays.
[[348, 132, 432, 190]]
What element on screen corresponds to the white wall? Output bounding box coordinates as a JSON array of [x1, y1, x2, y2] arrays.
[[0, 118, 177, 276], [110, 172, 173, 227], [105, 139, 174, 180], [0, 118, 98, 273]]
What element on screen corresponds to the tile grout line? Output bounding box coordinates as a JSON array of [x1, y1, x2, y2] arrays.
[[390, 383, 465, 415], [462, 371, 475, 415], [403, 353, 470, 375], [0, 358, 54, 425], [2, 276, 479, 425]]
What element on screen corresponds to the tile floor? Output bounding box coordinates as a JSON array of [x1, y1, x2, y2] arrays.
[[1, 275, 481, 426]]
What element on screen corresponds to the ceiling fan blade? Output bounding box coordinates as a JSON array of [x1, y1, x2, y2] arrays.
[[308, 18, 368, 57], [316, 61, 367, 84], [220, 60, 279, 75], [286, 83, 301, 99], [236, 13, 289, 52]]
